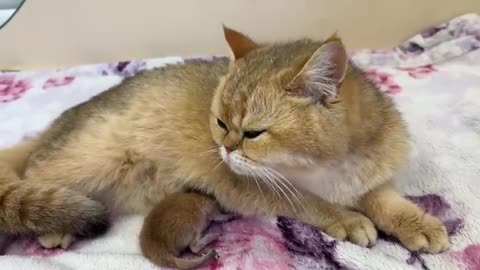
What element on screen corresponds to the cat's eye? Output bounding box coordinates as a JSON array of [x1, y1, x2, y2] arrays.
[[217, 118, 228, 131], [244, 130, 265, 139]]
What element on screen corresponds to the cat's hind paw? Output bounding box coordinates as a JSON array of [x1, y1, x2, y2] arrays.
[[38, 233, 74, 249]]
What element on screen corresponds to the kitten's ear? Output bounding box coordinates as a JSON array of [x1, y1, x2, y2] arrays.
[[223, 25, 259, 60], [286, 35, 348, 105]]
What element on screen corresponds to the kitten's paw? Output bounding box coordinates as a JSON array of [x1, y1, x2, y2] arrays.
[[324, 211, 377, 247], [38, 233, 74, 249], [190, 233, 221, 254], [394, 213, 449, 253]]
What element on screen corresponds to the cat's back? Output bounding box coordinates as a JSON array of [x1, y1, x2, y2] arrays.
[[25, 58, 230, 208], [64, 58, 229, 123], [125, 58, 229, 120], [34, 58, 229, 157], [127, 57, 229, 104]]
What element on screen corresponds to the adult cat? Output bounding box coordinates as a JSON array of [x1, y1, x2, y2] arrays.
[[0, 27, 448, 253]]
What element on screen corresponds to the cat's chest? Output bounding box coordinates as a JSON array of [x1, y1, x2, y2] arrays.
[[277, 157, 370, 207]]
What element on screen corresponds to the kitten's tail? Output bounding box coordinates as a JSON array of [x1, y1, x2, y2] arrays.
[[173, 250, 218, 270], [144, 247, 218, 270], [0, 139, 109, 237]]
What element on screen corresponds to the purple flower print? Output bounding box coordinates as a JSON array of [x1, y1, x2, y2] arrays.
[[208, 217, 292, 270], [399, 42, 425, 55], [398, 65, 437, 79], [420, 25, 448, 38], [100, 61, 147, 77], [452, 244, 480, 270], [277, 217, 344, 269], [365, 69, 402, 94], [0, 74, 33, 102], [43, 76, 75, 89]]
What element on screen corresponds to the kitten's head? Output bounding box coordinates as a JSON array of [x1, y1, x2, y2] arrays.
[[210, 26, 350, 176]]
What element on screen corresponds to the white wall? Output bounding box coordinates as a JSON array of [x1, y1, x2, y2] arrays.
[[1, 0, 479, 70]]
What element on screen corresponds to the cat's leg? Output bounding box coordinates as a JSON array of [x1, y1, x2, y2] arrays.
[[190, 233, 221, 254], [210, 214, 234, 222], [18, 166, 110, 249], [360, 182, 449, 253], [22, 145, 161, 248], [203, 179, 377, 247], [1, 159, 107, 249], [0, 177, 109, 249], [19, 150, 121, 249], [209, 207, 234, 222], [38, 233, 74, 249]]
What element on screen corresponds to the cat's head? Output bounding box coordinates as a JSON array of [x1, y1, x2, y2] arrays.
[[210, 26, 351, 176]]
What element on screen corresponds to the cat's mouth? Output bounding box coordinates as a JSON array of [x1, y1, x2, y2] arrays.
[[219, 146, 279, 177], [219, 146, 262, 175]]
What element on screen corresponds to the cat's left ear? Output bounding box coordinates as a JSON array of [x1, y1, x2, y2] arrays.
[[223, 25, 259, 60], [286, 34, 348, 105]]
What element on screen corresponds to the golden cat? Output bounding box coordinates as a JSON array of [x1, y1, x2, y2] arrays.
[[0, 27, 449, 253]]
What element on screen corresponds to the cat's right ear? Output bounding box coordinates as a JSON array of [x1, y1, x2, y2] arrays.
[[223, 25, 259, 60], [286, 36, 348, 106]]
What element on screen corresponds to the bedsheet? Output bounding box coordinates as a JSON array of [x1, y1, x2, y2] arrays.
[[1, 13, 480, 270]]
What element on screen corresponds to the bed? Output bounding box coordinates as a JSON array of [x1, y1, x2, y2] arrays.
[[1, 13, 480, 270]]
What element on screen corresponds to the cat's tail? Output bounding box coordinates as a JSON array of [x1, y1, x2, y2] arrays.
[[0, 181, 109, 237], [0, 138, 39, 176], [0, 139, 109, 237]]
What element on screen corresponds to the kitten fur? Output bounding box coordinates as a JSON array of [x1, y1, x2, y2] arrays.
[[140, 192, 226, 270], [0, 26, 448, 253]]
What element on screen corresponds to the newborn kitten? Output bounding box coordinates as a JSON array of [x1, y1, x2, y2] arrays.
[[0, 26, 449, 253], [140, 192, 228, 270]]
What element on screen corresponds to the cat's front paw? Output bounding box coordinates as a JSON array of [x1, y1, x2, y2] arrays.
[[324, 211, 377, 247], [394, 213, 449, 253], [38, 233, 74, 249]]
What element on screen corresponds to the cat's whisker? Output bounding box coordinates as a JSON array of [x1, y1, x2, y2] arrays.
[[258, 167, 295, 212], [266, 167, 305, 210], [248, 164, 294, 211], [260, 167, 297, 212], [212, 159, 224, 171], [244, 166, 265, 199], [267, 168, 305, 210], [253, 166, 282, 200], [197, 147, 219, 157], [259, 171, 281, 200], [263, 166, 304, 212], [267, 167, 303, 198]]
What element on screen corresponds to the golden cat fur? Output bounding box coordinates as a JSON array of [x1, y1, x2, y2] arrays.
[[0, 27, 449, 253]]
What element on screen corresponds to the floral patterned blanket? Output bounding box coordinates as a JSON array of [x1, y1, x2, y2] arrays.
[[1, 13, 480, 270]]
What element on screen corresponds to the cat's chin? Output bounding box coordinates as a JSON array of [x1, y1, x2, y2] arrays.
[[222, 154, 256, 176], [226, 163, 250, 176]]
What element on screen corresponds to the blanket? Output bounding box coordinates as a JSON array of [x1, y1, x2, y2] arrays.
[[1, 13, 480, 270]]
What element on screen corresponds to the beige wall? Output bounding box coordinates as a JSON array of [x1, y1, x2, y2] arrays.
[[1, 0, 480, 70]]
